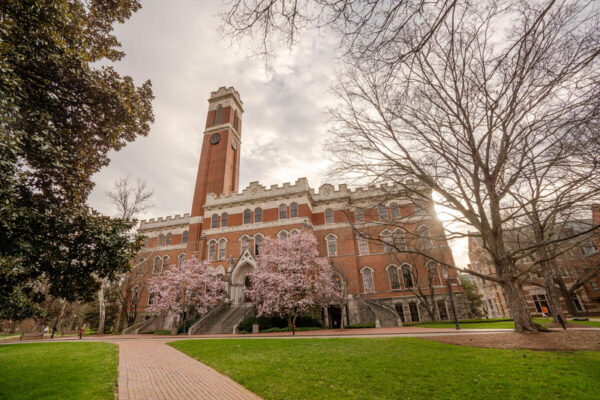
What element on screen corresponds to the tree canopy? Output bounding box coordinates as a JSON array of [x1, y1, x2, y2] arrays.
[[0, 0, 154, 317]]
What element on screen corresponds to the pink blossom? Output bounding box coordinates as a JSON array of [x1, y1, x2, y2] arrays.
[[248, 230, 344, 327], [147, 257, 227, 316]]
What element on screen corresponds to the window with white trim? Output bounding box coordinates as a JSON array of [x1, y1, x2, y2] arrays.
[[402, 264, 414, 287], [427, 261, 441, 286], [278, 231, 288, 240], [162, 255, 169, 272], [243, 209, 252, 224], [158, 234, 165, 246], [290, 202, 298, 218], [325, 208, 334, 224], [326, 235, 337, 256], [381, 231, 393, 253], [355, 207, 364, 223], [390, 203, 400, 218], [178, 253, 186, 269], [208, 241, 217, 261], [218, 239, 227, 260], [255, 235, 263, 255], [394, 229, 407, 251], [166, 233, 172, 245], [221, 212, 228, 227], [279, 204, 287, 219], [419, 226, 433, 248], [255, 207, 262, 222], [182, 230, 188, 244], [153, 256, 161, 275], [358, 235, 369, 255], [211, 214, 219, 229], [362, 268, 374, 292], [241, 236, 251, 253], [387, 265, 401, 289], [378, 204, 388, 219]]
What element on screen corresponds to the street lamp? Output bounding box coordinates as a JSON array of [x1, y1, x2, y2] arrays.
[[442, 269, 460, 330]]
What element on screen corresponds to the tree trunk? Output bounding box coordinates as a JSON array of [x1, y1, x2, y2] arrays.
[[97, 280, 106, 336], [51, 301, 67, 338], [552, 267, 579, 316], [541, 261, 566, 327], [500, 272, 538, 332]]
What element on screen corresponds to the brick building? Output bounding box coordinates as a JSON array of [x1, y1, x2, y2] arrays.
[[468, 206, 600, 318], [125, 87, 469, 333]]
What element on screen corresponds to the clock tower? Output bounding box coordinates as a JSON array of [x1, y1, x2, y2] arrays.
[[186, 87, 243, 254]]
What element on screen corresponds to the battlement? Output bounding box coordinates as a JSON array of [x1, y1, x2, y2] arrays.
[[204, 178, 427, 208], [139, 213, 191, 230], [209, 86, 243, 111]]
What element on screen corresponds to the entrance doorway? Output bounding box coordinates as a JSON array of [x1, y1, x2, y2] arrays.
[[328, 306, 342, 329], [243, 275, 252, 303], [394, 304, 405, 323], [409, 302, 420, 323]]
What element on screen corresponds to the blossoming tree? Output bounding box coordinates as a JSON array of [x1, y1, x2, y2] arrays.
[[248, 230, 344, 334], [147, 257, 227, 329]]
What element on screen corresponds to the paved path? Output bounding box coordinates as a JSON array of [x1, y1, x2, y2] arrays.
[[117, 339, 261, 400]]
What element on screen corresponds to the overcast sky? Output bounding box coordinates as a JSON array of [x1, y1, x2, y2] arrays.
[[88, 0, 470, 268]]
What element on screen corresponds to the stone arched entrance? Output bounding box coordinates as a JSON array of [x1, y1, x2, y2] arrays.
[[230, 260, 254, 305]]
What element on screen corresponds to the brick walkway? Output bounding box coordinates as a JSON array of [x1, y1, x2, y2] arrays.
[[117, 339, 261, 400]]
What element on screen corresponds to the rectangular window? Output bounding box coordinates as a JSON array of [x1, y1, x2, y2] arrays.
[[355, 208, 364, 223], [327, 237, 337, 256], [362, 269, 374, 292], [254, 208, 262, 222], [532, 294, 550, 313], [218, 242, 226, 260], [221, 213, 228, 227], [290, 203, 298, 218], [358, 236, 369, 255], [378, 204, 388, 219]]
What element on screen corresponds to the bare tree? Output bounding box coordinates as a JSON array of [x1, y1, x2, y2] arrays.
[[326, 1, 600, 332], [96, 176, 154, 334]]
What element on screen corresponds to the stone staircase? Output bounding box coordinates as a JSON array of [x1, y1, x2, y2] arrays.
[[122, 311, 171, 334], [189, 302, 255, 334], [362, 299, 402, 327]]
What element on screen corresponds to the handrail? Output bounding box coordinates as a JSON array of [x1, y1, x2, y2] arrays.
[[188, 302, 230, 335]]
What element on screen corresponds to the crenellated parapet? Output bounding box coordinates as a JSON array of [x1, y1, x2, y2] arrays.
[[139, 213, 191, 231]]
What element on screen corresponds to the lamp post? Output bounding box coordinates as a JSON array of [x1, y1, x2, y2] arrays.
[[442, 269, 460, 330]]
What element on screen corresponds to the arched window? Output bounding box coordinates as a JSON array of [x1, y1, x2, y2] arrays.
[[218, 238, 227, 260], [378, 204, 388, 219], [427, 261, 441, 286], [361, 267, 374, 292], [381, 230, 393, 253], [290, 202, 298, 218], [211, 214, 219, 229], [240, 236, 251, 253], [243, 209, 252, 224], [393, 229, 407, 251], [215, 104, 223, 125], [208, 240, 217, 261], [254, 207, 262, 222], [402, 264, 414, 288], [290, 229, 300, 235], [279, 204, 287, 219], [325, 208, 334, 224], [355, 207, 364, 223], [137, 264, 144, 276], [158, 234, 165, 246], [178, 253, 186, 269], [221, 212, 228, 227], [390, 203, 400, 218], [387, 265, 401, 289], [233, 109, 239, 130], [182, 230, 188, 244], [278, 231, 288, 240], [357, 235, 369, 255], [166, 233, 172, 245], [326, 234, 337, 256], [419, 226, 433, 248], [153, 256, 161, 275], [162, 255, 169, 272], [255, 235, 264, 255]]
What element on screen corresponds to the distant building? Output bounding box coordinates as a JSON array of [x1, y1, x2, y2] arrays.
[[468, 208, 600, 318]]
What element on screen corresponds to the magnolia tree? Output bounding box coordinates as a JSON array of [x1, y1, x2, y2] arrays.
[[147, 257, 227, 329], [248, 231, 344, 334]]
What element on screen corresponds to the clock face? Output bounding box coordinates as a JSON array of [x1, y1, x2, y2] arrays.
[[232, 140, 237, 150], [210, 133, 221, 145]]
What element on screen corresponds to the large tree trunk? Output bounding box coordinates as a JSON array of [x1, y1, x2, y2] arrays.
[[541, 261, 566, 327], [499, 271, 538, 332], [97, 280, 106, 336]]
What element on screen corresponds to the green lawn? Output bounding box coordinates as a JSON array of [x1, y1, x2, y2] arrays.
[[0, 342, 118, 400], [414, 318, 600, 329], [171, 338, 600, 400]]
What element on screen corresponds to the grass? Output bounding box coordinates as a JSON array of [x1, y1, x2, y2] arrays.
[[0, 342, 118, 400], [414, 318, 600, 329], [171, 338, 600, 400]]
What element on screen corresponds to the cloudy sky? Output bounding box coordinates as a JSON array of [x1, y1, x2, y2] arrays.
[[88, 0, 469, 268]]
